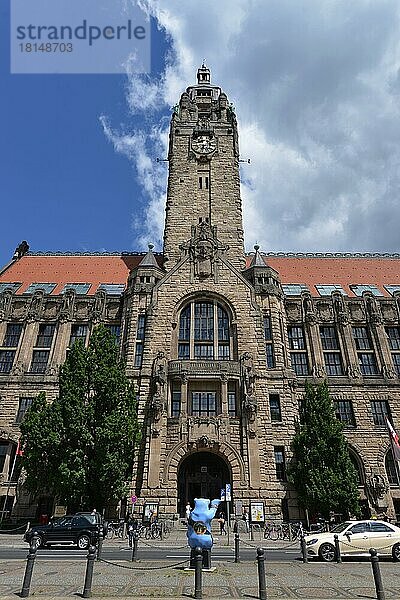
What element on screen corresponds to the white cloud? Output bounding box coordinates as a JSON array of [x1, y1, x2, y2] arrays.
[[107, 0, 400, 253]]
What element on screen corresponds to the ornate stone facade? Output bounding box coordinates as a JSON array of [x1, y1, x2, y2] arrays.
[[1, 66, 400, 522]]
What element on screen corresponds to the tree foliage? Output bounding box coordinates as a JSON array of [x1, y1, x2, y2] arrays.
[[287, 381, 360, 519], [20, 326, 140, 512]]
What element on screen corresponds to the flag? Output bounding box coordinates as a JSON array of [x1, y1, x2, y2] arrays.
[[387, 418, 400, 461], [16, 439, 23, 457]]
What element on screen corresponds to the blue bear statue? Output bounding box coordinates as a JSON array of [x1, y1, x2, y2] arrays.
[[187, 497, 221, 550]]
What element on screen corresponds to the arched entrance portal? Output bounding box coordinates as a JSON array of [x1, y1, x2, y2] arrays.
[[177, 452, 231, 516]]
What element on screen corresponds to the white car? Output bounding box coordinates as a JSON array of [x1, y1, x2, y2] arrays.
[[304, 520, 400, 562]]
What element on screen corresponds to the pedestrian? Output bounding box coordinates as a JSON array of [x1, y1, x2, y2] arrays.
[[185, 502, 191, 524], [218, 512, 227, 535], [242, 508, 249, 533], [128, 516, 138, 548]]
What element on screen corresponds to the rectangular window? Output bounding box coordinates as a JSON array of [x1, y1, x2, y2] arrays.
[[194, 303, 214, 341], [334, 400, 356, 427], [3, 323, 23, 348], [269, 394, 282, 422], [386, 327, 400, 350], [315, 285, 346, 296], [324, 352, 343, 376], [264, 316, 275, 368], [282, 284, 309, 296], [386, 450, 399, 485], [61, 283, 91, 295], [288, 326, 305, 350], [36, 324, 56, 348], [290, 352, 309, 376], [171, 386, 181, 418], [393, 354, 400, 376], [352, 327, 372, 350], [98, 283, 125, 295], [134, 315, 145, 367], [194, 344, 214, 359], [371, 400, 390, 426], [16, 397, 34, 423], [192, 391, 216, 417], [24, 283, 56, 295], [228, 389, 236, 417], [69, 324, 88, 347], [359, 353, 378, 376], [274, 446, 286, 481], [30, 350, 50, 374], [320, 327, 339, 350], [218, 344, 230, 360], [0, 350, 16, 373], [320, 326, 343, 376], [178, 343, 190, 360]]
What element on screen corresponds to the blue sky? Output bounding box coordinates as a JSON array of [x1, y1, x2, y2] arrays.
[[1, 1, 168, 268], [2, 1, 400, 270]]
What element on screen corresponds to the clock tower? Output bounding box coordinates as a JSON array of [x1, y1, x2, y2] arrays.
[[163, 64, 245, 271]]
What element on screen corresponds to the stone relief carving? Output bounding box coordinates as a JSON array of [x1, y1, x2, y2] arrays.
[[347, 363, 361, 378], [150, 351, 168, 423], [332, 293, 348, 325], [382, 364, 397, 379], [44, 300, 58, 320], [188, 435, 219, 451], [285, 301, 301, 322], [316, 301, 333, 322], [27, 291, 44, 322], [302, 293, 316, 324], [348, 302, 365, 321], [312, 363, 326, 378], [59, 289, 75, 322], [367, 473, 389, 508], [0, 290, 13, 321], [90, 290, 106, 322], [381, 303, 397, 322], [364, 294, 381, 324]]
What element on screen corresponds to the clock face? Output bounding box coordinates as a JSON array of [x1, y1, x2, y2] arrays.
[[191, 135, 217, 155]]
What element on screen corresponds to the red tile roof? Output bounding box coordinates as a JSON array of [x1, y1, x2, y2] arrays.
[[0, 252, 399, 297], [0, 254, 157, 295], [258, 255, 400, 297]]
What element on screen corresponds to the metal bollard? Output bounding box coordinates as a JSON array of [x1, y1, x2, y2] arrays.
[[20, 536, 39, 598], [235, 532, 240, 563], [369, 548, 386, 600], [300, 535, 308, 563], [96, 528, 103, 561], [250, 523, 254, 541], [82, 545, 96, 599], [194, 546, 203, 599], [334, 534, 341, 563], [131, 532, 138, 562], [256, 547, 267, 600]]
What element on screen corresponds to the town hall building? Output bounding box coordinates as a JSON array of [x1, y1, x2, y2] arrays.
[[1, 65, 400, 523]]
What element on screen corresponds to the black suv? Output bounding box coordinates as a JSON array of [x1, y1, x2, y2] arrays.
[[24, 513, 103, 549]]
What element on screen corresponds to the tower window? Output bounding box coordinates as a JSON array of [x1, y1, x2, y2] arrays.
[[178, 300, 231, 361], [269, 394, 282, 422], [274, 446, 286, 481], [264, 316, 275, 368], [134, 314, 146, 367]]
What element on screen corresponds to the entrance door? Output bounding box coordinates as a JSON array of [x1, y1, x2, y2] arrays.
[[177, 451, 231, 516]]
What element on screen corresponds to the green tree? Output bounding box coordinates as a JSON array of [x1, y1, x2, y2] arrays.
[[287, 380, 360, 520], [20, 325, 140, 512]]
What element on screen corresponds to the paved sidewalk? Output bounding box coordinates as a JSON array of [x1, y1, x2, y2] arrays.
[[1, 525, 400, 599]]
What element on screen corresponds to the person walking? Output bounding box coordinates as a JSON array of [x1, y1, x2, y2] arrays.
[[218, 512, 227, 535], [185, 502, 192, 524], [242, 508, 250, 533]]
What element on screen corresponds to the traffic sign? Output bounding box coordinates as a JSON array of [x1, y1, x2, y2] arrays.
[[225, 483, 231, 501], [220, 488, 226, 501], [131, 495, 138, 504]]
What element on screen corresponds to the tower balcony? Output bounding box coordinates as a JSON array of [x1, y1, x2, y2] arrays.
[[168, 359, 241, 378]]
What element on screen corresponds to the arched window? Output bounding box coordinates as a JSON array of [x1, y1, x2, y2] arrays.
[[178, 300, 231, 360], [386, 450, 399, 486], [349, 450, 364, 486]]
